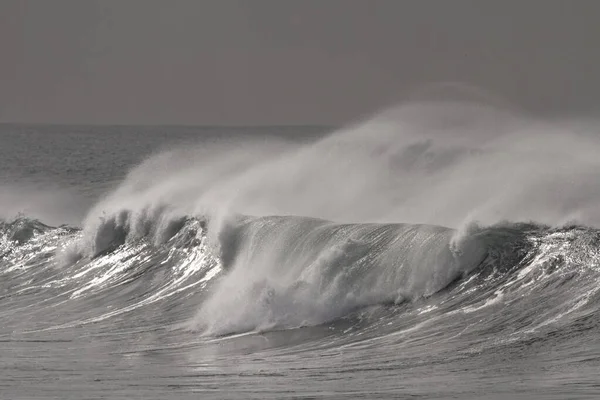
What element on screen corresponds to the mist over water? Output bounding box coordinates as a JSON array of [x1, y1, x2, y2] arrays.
[[82, 99, 600, 245], [0, 184, 90, 226]]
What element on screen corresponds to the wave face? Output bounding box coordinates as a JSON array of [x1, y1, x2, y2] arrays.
[[2, 103, 600, 398], [195, 215, 487, 335]]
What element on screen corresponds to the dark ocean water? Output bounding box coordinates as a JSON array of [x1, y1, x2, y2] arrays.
[[2, 106, 600, 399]]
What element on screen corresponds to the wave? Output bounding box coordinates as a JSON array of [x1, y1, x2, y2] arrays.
[[3, 213, 600, 343], [194, 215, 487, 334], [1, 217, 54, 245], [3, 99, 600, 343], [187, 216, 600, 336]]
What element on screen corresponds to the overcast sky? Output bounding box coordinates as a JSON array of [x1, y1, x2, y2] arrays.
[[1, 0, 599, 125]]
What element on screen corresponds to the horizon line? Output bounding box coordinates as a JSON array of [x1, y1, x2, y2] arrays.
[[0, 121, 334, 129]]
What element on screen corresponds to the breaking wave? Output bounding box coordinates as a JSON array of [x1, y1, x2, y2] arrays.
[[2, 211, 600, 342], [3, 99, 600, 347]]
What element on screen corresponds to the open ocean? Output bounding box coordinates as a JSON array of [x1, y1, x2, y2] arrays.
[[2, 102, 600, 399]]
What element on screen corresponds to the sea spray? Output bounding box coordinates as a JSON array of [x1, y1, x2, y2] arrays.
[[65, 98, 600, 334], [80, 101, 600, 246]]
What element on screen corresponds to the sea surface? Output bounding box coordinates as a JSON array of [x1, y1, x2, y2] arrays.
[[2, 104, 600, 399]]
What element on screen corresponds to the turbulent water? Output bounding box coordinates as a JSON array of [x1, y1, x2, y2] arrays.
[[2, 102, 600, 399]]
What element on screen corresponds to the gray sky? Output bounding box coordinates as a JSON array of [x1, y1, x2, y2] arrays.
[[1, 0, 599, 125]]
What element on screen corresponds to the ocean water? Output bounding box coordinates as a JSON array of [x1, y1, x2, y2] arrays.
[[1, 103, 600, 399]]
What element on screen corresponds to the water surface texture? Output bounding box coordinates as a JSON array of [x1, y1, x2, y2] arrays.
[[2, 104, 600, 399]]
